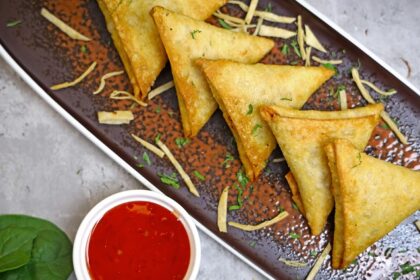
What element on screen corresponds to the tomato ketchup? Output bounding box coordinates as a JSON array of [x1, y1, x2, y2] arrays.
[[87, 201, 191, 280]]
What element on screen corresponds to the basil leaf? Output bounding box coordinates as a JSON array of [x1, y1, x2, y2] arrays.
[[0, 227, 36, 272]]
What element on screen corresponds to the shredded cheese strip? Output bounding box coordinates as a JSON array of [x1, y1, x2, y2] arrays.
[[278, 258, 307, 268], [297, 15, 306, 60], [213, 11, 245, 25], [244, 0, 259, 24], [305, 25, 327, 53], [272, 158, 285, 163], [415, 220, 420, 231], [228, 211, 288, 231], [156, 140, 200, 197], [97, 111, 133, 125], [217, 186, 230, 233], [361, 80, 397, 96], [41, 8, 91, 41], [93, 70, 124, 95], [131, 134, 165, 158], [352, 68, 407, 144], [148, 81, 175, 100], [259, 25, 296, 39], [305, 47, 312, 66], [339, 89, 348, 110], [228, 0, 295, 23], [306, 243, 332, 280], [253, 17, 264, 35], [380, 111, 408, 144], [50, 61, 96, 90], [351, 68, 375, 104], [110, 90, 147, 107], [312, 56, 343, 65]]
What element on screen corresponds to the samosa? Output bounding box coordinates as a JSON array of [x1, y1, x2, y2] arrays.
[[198, 59, 334, 180], [325, 139, 420, 269], [260, 104, 384, 235], [151, 7, 274, 137], [98, 0, 227, 98]]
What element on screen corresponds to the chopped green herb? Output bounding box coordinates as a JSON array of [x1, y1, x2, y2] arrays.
[[228, 205, 241, 211], [237, 170, 249, 187], [400, 262, 418, 275], [6, 20, 22, 28], [222, 153, 234, 168], [352, 153, 362, 168], [281, 97, 292, 101], [310, 250, 318, 257], [249, 185, 254, 194], [252, 124, 263, 135], [265, 2, 272, 12], [290, 40, 301, 58], [392, 272, 401, 280], [158, 173, 180, 189], [292, 202, 299, 210], [155, 133, 162, 144], [323, 63, 337, 72], [155, 106, 161, 114], [190, 29, 202, 39], [290, 61, 299, 65], [351, 259, 357, 265], [249, 241, 257, 248], [143, 152, 151, 165], [368, 252, 377, 257], [246, 104, 253, 115], [175, 137, 190, 148], [217, 18, 232, 30], [281, 44, 289, 55], [380, 122, 390, 129], [80, 45, 87, 53], [289, 232, 300, 239], [136, 163, 144, 168], [193, 170, 205, 181]]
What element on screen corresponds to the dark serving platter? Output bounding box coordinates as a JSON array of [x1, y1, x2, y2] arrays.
[[0, 0, 419, 279]]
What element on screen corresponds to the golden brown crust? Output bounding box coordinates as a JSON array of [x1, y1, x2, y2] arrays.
[[198, 59, 334, 179], [285, 172, 306, 216], [329, 139, 420, 269], [260, 104, 384, 235], [152, 7, 274, 137], [100, 0, 227, 98]]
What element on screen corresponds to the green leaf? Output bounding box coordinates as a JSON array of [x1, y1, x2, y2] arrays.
[[322, 63, 337, 72], [289, 232, 300, 239], [218, 19, 232, 30], [310, 250, 317, 257], [400, 262, 416, 275], [0, 227, 36, 272], [142, 152, 151, 165], [246, 104, 253, 115], [281, 44, 289, 55], [222, 153, 234, 168], [237, 170, 249, 187], [249, 241, 257, 248], [0, 215, 73, 279], [155, 106, 161, 114], [290, 40, 301, 58], [80, 45, 87, 54], [136, 163, 144, 168], [190, 29, 202, 39], [158, 173, 180, 189], [392, 272, 401, 280], [175, 137, 190, 148], [193, 170, 205, 181], [6, 20, 22, 28], [154, 133, 162, 144], [252, 124, 263, 136], [228, 205, 241, 211]]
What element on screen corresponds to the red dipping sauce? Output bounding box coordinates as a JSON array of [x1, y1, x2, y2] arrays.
[[87, 201, 191, 280]]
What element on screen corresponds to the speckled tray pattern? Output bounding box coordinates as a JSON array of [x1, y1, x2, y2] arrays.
[[0, 0, 419, 279]]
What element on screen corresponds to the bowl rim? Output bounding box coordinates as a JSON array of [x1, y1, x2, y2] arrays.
[[73, 190, 201, 280]]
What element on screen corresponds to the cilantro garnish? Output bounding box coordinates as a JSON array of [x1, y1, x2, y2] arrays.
[[155, 133, 162, 144], [289, 232, 300, 239], [175, 137, 190, 148], [237, 170, 249, 187], [265, 2, 272, 12], [222, 153, 234, 168], [218, 19, 232, 30], [281, 44, 289, 55], [246, 104, 253, 115], [323, 63, 337, 72], [155, 106, 161, 114], [193, 170, 205, 181], [190, 29, 202, 39], [6, 20, 22, 28], [252, 124, 263, 135], [80, 45, 87, 53], [310, 250, 317, 257], [158, 173, 180, 189], [143, 152, 151, 165], [290, 40, 301, 58]]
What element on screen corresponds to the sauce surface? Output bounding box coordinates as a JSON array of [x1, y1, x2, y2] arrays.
[[87, 201, 191, 280]]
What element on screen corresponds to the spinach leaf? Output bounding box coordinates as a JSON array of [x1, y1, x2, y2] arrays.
[[0, 227, 36, 272], [0, 215, 73, 280]]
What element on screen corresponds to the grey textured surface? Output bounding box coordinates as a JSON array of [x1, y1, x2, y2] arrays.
[[0, 1, 419, 279]]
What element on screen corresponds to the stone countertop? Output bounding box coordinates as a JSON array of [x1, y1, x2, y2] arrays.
[[0, 1, 418, 279]]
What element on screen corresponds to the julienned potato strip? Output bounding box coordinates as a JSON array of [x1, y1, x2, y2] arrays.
[[50, 61, 97, 90], [228, 211, 288, 231], [93, 70, 125, 95], [156, 140, 200, 197], [217, 186, 230, 233], [351, 68, 407, 144], [306, 243, 332, 280], [110, 90, 147, 107], [131, 134, 165, 158], [41, 8, 91, 41], [97, 111, 134, 125]]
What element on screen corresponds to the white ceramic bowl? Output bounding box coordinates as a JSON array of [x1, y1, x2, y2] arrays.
[[73, 190, 201, 280]]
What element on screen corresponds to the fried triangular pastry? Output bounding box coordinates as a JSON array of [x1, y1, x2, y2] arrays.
[[325, 139, 420, 269], [152, 7, 274, 137], [198, 59, 334, 180], [98, 0, 227, 98], [260, 104, 384, 235]]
